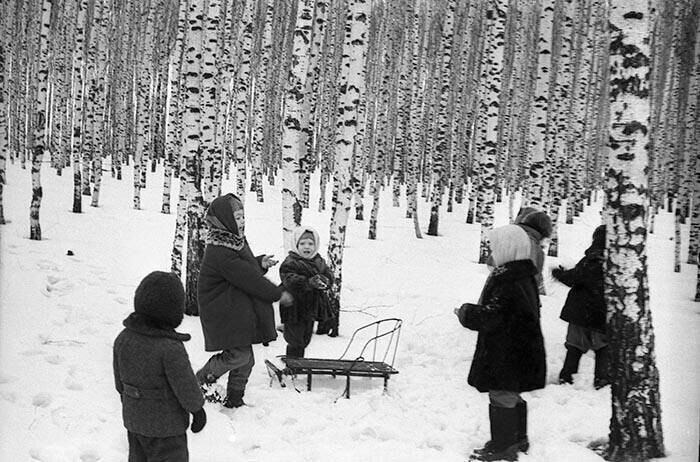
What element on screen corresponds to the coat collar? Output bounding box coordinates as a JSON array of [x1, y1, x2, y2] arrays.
[[490, 259, 538, 281], [123, 313, 191, 341]]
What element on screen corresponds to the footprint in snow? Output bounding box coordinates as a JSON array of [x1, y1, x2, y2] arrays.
[[79, 449, 101, 462], [20, 349, 47, 357], [32, 392, 53, 408], [45, 354, 65, 365], [115, 296, 129, 305], [64, 377, 84, 391], [0, 374, 19, 384]]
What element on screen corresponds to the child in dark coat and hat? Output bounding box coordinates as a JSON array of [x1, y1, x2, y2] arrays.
[[552, 224, 610, 389], [113, 271, 206, 462], [279, 226, 336, 358], [195, 193, 294, 408], [456, 225, 546, 461]]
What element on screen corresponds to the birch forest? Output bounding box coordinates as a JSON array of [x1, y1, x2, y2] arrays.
[[1, 0, 698, 459]]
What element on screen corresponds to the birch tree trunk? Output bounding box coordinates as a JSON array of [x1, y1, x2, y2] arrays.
[[232, 0, 255, 200], [0, 40, 6, 225], [72, 0, 89, 213], [526, 0, 554, 208], [427, 0, 455, 236], [476, 0, 507, 263], [29, 0, 53, 240], [327, 0, 369, 334], [281, 0, 314, 252], [604, 1, 665, 459]]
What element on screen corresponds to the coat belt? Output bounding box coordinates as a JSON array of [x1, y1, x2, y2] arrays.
[[122, 383, 169, 400]]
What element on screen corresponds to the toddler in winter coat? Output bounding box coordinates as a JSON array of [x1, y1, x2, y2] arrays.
[[552, 224, 610, 389], [196, 193, 294, 408], [279, 226, 336, 358], [113, 271, 206, 462], [456, 225, 546, 462]]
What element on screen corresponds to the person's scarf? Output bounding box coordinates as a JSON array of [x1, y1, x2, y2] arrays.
[[204, 194, 246, 251]]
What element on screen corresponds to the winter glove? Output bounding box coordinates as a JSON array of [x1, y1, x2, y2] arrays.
[[551, 266, 565, 281], [309, 275, 328, 290], [191, 408, 207, 433]]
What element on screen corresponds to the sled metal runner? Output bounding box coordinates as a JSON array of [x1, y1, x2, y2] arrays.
[[267, 318, 402, 398]]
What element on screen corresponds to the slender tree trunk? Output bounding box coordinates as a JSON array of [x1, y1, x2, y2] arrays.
[[604, 1, 665, 459], [327, 0, 369, 333], [281, 0, 314, 251], [30, 0, 53, 240]]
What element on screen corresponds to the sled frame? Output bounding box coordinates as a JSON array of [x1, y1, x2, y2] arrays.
[[272, 318, 402, 399]]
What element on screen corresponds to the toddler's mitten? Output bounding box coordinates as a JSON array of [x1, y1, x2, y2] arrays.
[[191, 408, 207, 433], [309, 275, 326, 289]]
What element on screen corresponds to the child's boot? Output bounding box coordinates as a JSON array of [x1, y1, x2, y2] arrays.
[[285, 345, 304, 358], [558, 345, 583, 384], [593, 346, 611, 389], [470, 405, 519, 461], [516, 400, 528, 452], [223, 389, 245, 408]]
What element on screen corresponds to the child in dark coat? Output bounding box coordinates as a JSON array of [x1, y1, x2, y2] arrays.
[[196, 194, 294, 408], [113, 271, 206, 462], [456, 225, 546, 461], [279, 226, 336, 358], [552, 224, 610, 389]]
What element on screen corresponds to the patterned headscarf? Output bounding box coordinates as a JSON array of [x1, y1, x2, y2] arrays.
[[204, 194, 245, 251]]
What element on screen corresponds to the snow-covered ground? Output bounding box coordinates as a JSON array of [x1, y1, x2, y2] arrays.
[[0, 162, 697, 462]]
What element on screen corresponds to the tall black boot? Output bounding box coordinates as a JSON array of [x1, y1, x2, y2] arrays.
[[559, 345, 583, 384], [594, 346, 611, 389], [516, 401, 528, 453], [470, 405, 519, 461]]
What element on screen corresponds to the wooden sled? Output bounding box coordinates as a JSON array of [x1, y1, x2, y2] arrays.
[[265, 318, 402, 399]]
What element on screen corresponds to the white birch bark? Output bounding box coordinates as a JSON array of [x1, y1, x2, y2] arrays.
[[232, 0, 255, 200], [327, 0, 369, 329], [281, 0, 314, 252], [200, 0, 222, 204], [605, 1, 665, 458], [526, 0, 554, 208], [476, 0, 507, 263], [29, 0, 52, 240], [426, 0, 456, 236]]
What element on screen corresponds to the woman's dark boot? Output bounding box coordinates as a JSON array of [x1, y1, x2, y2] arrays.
[[470, 405, 519, 461], [558, 345, 583, 384], [594, 346, 611, 389]]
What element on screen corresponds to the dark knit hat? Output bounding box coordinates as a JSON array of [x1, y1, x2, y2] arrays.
[[591, 225, 606, 249], [133, 271, 185, 329], [516, 208, 553, 239]]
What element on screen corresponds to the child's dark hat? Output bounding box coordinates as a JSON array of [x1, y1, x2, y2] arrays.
[[133, 271, 185, 329]]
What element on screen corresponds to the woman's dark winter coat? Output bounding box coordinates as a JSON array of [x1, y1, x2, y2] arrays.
[[113, 313, 204, 437], [552, 246, 605, 331], [198, 240, 282, 351], [457, 259, 546, 393], [279, 252, 335, 324]]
